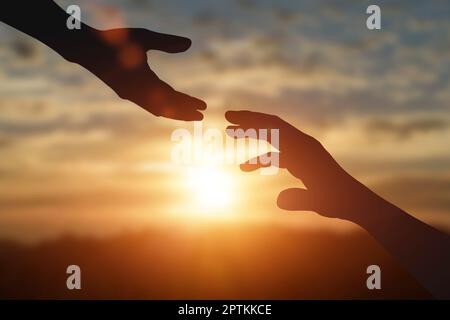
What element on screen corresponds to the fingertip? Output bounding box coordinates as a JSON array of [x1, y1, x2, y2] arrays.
[[153, 33, 192, 53], [176, 37, 192, 52], [225, 110, 237, 122], [276, 193, 290, 210], [194, 112, 204, 121], [180, 110, 203, 121], [276, 189, 296, 210], [239, 163, 253, 172], [197, 100, 207, 111], [188, 109, 204, 121], [183, 37, 192, 49], [174, 91, 206, 111]]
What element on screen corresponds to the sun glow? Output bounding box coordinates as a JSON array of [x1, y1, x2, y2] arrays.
[[185, 166, 235, 213]]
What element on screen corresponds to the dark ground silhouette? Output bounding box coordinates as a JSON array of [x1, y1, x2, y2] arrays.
[[0, 224, 430, 299]]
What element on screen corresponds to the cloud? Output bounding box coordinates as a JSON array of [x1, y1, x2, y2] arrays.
[[1, 0, 450, 241], [9, 37, 39, 60], [192, 11, 224, 27], [0, 135, 11, 148], [365, 118, 450, 139], [235, 0, 258, 11]]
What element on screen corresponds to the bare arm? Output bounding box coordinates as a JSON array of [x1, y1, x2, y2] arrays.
[[226, 110, 450, 299], [354, 188, 450, 299], [0, 0, 206, 120], [0, 0, 78, 52]]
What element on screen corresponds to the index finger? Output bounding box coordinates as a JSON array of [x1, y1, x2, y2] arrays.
[[225, 110, 282, 128]]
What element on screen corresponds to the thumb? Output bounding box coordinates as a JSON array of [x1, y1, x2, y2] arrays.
[[133, 29, 191, 53], [277, 188, 316, 211]]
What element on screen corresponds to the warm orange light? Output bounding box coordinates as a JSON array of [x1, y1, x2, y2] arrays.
[[185, 166, 234, 213]]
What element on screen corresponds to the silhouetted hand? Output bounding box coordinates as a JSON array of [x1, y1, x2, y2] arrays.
[[226, 110, 450, 299], [0, 1, 206, 121], [225, 110, 368, 222], [64, 28, 206, 121]]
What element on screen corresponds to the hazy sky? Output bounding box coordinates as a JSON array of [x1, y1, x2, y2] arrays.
[[0, 0, 449, 242]]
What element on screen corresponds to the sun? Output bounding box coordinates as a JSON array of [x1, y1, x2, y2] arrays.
[[185, 166, 234, 212]]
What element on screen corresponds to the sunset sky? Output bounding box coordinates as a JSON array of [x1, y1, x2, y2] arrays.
[[0, 0, 449, 243]]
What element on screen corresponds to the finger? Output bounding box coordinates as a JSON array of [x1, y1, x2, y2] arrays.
[[277, 188, 316, 211], [240, 152, 283, 172], [159, 107, 203, 121], [158, 90, 205, 121], [226, 125, 258, 139], [133, 75, 205, 120], [172, 91, 207, 111], [168, 90, 207, 116], [226, 125, 279, 148], [225, 110, 281, 127], [133, 29, 192, 53], [226, 111, 315, 151]]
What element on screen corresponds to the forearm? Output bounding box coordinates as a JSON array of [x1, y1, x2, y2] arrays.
[[354, 188, 450, 299], [0, 0, 93, 61]]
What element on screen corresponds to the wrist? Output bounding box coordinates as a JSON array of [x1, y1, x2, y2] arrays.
[[350, 188, 405, 231], [331, 172, 396, 227], [44, 25, 98, 63]]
